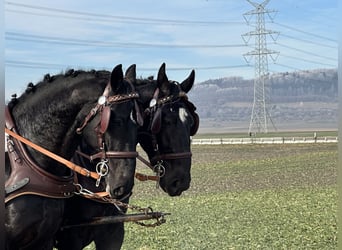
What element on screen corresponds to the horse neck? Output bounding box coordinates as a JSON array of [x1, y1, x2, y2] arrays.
[[10, 72, 109, 175]]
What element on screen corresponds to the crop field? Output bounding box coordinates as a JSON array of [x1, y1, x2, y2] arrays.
[[85, 143, 337, 249]]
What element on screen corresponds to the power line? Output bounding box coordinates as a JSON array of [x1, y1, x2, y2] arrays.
[[6, 32, 247, 49], [6, 1, 244, 26], [5, 60, 251, 71], [5, 1, 337, 77], [276, 43, 336, 62], [279, 34, 337, 49], [5, 60, 69, 69], [273, 22, 337, 43], [279, 54, 336, 68], [6, 2, 337, 51]]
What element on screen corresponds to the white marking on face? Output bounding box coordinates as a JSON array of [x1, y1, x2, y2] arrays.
[[179, 107, 189, 124]]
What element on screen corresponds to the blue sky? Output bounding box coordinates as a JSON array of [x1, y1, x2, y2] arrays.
[[5, 0, 338, 100]]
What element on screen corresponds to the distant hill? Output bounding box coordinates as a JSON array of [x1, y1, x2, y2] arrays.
[[188, 68, 338, 133]]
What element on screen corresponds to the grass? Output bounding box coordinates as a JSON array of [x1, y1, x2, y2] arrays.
[[83, 143, 337, 249]]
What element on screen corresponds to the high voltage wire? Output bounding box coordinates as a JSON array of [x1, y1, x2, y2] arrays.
[[5, 2, 336, 51], [5, 1, 243, 26], [5, 1, 337, 72], [6, 60, 251, 71], [6, 1, 337, 48], [5, 8, 245, 26], [276, 43, 336, 62], [279, 34, 337, 49], [6, 32, 247, 49], [279, 54, 336, 68], [273, 22, 337, 43], [245, 43, 336, 64], [7, 32, 337, 64]]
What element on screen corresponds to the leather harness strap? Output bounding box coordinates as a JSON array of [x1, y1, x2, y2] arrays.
[[150, 152, 192, 165], [5, 132, 74, 202], [5, 128, 100, 180], [76, 149, 138, 162]]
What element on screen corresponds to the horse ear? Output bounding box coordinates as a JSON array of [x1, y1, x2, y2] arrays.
[[110, 64, 124, 93], [180, 70, 195, 93], [157, 63, 170, 95], [125, 64, 136, 83]]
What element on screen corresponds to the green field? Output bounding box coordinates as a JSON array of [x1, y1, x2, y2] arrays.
[[84, 143, 337, 249]]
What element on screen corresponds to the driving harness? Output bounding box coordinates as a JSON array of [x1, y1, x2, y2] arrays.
[[5, 80, 142, 203], [5, 106, 75, 203]]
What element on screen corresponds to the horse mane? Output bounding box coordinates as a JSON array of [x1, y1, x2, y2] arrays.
[[8, 69, 110, 109], [135, 76, 154, 85]]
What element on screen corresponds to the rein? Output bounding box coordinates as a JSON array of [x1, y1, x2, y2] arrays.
[[5, 128, 101, 180]]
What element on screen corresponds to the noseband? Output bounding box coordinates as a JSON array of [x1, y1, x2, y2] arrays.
[[76, 80, 142, 186]]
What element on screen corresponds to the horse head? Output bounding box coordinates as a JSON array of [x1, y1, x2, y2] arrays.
[[76, 64, 141, 200], [137, 63, 199, 196]]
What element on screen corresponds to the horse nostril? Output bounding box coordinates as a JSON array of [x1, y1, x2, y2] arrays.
[[166, 178, 190, 197], [112, 186, 125, 198], [172, 179, 181, 189]]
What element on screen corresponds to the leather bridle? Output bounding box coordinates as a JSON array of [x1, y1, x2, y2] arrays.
[[139, 85, 198, 179], [76, 80, 142, 186]]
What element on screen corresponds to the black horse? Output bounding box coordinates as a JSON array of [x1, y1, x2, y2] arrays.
[[5, 64, 140, 250], [54, 63, 199, 250]]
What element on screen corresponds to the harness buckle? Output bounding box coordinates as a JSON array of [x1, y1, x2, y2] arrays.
[[153, 161, 165, 188], [95, 159, 109, 187]]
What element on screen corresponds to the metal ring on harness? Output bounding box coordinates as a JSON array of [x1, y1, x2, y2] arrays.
[[95, 159, 109, 187], [96, 159, 109, 176], [153, 161, 165, 178]]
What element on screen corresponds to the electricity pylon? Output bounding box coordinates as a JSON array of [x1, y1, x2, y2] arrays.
[[242, 0, 279, 134]]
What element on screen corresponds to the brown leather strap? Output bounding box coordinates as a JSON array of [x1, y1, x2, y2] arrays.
[[135, 172, 159, 182], [76, 105, 99, 134], [76, 150, 138, 161], [137, 155, 153, 170], [5, 128, 100, 180], [99, 106, 111, 134], [135, 152, 192, 183], [151, 152, 192, 164]]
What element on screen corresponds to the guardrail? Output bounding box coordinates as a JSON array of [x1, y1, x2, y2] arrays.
[[191, 136, 338, 145]]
